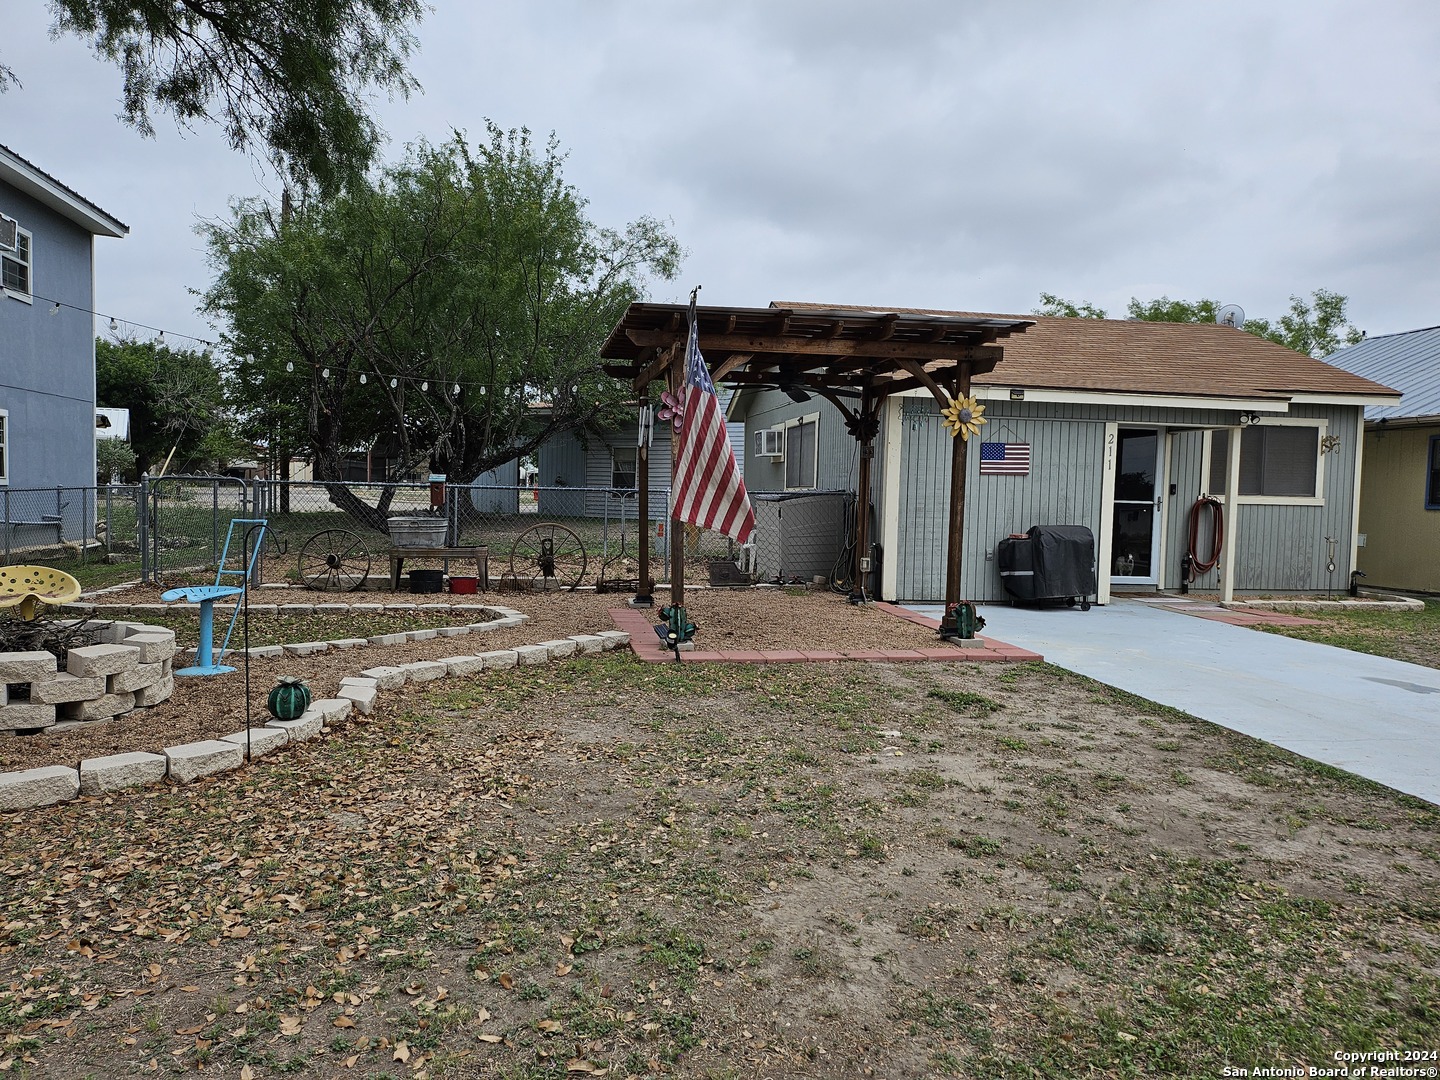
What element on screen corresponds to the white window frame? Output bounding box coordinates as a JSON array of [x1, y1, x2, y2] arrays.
[[1, 225, 33, 304], [1202, 417, 1327, 505], [782, 412, 819, 491], [0, 410, 8, 484], [610, 445, 637, 490]]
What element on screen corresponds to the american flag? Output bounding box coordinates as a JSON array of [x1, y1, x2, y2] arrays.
[[671, 308, 756, 544], [979, 441, 1031, 475]]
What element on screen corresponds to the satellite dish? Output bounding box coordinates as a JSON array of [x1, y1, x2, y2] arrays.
[[1216, 304, 1245, 328]]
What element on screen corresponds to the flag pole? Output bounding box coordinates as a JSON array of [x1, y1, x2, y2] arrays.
[[670, 286, 701, 611]]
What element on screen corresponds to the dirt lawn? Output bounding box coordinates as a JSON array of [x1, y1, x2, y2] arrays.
[[1, 606, 1436, 1077]]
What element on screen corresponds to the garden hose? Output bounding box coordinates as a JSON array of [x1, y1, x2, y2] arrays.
[[1186, 496, 1224, 581]]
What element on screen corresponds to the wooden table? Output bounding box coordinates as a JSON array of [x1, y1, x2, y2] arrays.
[[389, 546, 489, 591]]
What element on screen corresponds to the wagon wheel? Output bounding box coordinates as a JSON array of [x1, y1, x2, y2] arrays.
[[298, 529, 371, 592], [509, 522, 586, 591]]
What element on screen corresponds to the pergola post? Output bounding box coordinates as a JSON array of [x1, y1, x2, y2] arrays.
[[850, 389, 876, 602], [944, 366, 972, 607]]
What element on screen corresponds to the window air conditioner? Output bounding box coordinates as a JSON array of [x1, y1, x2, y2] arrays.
[[754, 428, 784, 459]]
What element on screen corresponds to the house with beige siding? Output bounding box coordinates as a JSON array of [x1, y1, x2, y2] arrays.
[[732, 304, 1400, 604], [1321, 326, 1440, 594]]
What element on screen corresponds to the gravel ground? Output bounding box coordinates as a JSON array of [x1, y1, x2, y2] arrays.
[[1, 584, 952, 773]]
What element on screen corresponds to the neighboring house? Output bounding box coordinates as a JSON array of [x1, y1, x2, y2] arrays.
[[538, 395, 746, 519], [1321, 326, 1440, 593], [732, 303, 1400, 603], [1, 145, 128, 537]]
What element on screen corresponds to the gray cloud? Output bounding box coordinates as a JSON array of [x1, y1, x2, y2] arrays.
[[4, 0, 1439, 351]]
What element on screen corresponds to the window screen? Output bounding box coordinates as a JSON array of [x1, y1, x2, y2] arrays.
[[784, 418, 817, 489], [1210, 426, 1318, 497]]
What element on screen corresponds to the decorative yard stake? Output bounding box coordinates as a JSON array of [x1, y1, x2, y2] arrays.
[[267, 675, 312, 721]]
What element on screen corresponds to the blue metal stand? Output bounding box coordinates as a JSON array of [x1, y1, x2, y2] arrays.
[[161, 518, 268, 677], [160, 584, 243, 674]]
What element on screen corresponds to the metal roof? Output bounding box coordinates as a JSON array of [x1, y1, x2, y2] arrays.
[[0, 144, 129, 238], [1321, 326, 1440, 421]]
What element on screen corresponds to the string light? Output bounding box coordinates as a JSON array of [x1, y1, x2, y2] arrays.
[[31, 291, 217, 348], [390, 378, 398, 388], [285, 361, 294, 372]]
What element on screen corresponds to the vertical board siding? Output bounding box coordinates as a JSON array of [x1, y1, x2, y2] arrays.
[[1357, 423, 1440, 592], [737, 391, 1367, 601]]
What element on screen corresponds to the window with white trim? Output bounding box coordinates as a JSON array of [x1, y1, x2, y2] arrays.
[[784, 414, 818, 490], [0, 411, 8, 483], [1, 227, 32, 302], [611, 446, 637, 490], [1208, 423, 1322, 499]]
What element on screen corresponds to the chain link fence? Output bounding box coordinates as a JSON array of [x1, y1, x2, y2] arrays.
[[1, 485, 142, 570], [1, 476, 783, 592]]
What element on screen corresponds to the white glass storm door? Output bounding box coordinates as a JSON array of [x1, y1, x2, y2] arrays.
[[1110, 427, 1164, 585]]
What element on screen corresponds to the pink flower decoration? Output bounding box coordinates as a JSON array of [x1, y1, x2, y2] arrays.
[[657, 389, 686, 432]]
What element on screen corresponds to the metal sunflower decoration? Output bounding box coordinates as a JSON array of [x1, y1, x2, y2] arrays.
[[941, 394, 987, 440]]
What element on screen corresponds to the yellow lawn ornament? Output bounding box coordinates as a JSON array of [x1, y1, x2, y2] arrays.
[[941, 394, 987, 440], [0, 565, 83, 621]]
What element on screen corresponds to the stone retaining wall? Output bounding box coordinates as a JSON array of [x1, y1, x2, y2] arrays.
[[0, 621, 177, 736], [0, 602, 632, 813]]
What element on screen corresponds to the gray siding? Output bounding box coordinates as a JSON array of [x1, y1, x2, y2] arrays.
[[0, 180, 98, 494], [891, 399, 1365, 602], [741, 390, 856, 495]]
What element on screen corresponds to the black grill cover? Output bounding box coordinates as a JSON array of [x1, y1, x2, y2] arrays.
[[1027, 525, 1096, 599]]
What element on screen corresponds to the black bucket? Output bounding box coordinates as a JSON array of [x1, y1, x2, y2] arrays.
[[408, 569, 444, 594]]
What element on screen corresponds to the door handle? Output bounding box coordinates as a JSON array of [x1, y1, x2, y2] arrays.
[[1155, 495, 1163, 511]]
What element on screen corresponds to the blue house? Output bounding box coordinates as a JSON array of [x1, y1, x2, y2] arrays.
[[1, 145, 128, 520]]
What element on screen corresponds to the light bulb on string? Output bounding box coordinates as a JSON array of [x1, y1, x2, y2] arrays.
[[453, 384, 461, 395], [421, 381, 428, 391], [321, 368, 330, 379], [359, 373, 366, 384], [390, 378, 398, 388], [108, 317, 118, 332], [286, 361, 294, 373]]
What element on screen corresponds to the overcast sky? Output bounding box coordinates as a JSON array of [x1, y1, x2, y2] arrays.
[[5, 0, 1440, 354]]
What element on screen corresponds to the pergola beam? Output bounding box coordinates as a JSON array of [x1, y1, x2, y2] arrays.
[[624, 329, 993, 362]]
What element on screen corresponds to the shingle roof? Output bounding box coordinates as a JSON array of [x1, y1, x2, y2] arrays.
[[1320, 326, 1440, 421], [776, 302, 1398, 402]]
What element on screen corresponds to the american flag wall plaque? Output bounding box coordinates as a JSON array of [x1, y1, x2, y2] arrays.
[[979, 441, 1031, 475]]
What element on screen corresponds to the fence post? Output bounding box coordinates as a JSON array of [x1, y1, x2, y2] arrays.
[[139, 474, 150, 582], [81, 487, 89, 564], [104, 485, 112, 558], [3, 488, 9, 563]]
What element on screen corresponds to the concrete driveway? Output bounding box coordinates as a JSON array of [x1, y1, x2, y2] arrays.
[[906, 598, 1440, 806]]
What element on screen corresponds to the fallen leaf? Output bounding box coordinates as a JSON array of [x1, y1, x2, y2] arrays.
[[555, 962, 573, 977], [478, 1034, 502, 1044], [537, 1019, 562, 1033], [175, 1026, 203, 1036], [394, 1040, 411, 1063], [333, 1015, 356, 1028], [240, 1067, 255, 1080], [279, 1016, 303, 1037], [498, 973, 514, 991]]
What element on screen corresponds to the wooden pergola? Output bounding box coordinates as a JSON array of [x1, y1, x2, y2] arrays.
[[600, 303, 1033, 611]]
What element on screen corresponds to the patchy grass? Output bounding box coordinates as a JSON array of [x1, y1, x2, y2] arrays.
[[1, 654, 1436, 1078], [1254, 597, 1440, 669]]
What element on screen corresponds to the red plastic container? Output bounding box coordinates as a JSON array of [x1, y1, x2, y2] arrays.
[[449, 575, 478, 594]]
